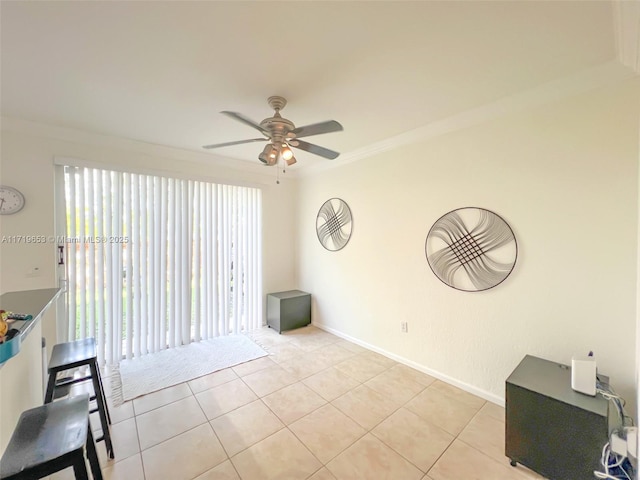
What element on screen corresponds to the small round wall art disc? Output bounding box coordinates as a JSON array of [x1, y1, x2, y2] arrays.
[[316, 198, 353, 251]]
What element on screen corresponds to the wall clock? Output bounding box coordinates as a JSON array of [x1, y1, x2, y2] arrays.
[[0, 186, 25, 215]]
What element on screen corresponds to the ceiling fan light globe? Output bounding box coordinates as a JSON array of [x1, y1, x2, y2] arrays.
[[281, 145, 294, 161], [259, 143, 277, 164]]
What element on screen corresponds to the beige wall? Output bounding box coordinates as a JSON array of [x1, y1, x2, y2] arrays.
[[297, 79, 640, 412]]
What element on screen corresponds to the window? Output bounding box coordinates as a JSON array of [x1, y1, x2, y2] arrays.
[[63, 166, 262, 365]]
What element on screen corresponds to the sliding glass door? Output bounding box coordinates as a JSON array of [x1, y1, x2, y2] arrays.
[[61, 165, 263, 365]]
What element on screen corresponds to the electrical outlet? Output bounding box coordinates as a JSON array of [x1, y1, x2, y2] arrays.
[[401, 322, 408, 333]]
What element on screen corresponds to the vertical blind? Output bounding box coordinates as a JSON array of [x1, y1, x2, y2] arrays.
[[64, 166, 263, 365]]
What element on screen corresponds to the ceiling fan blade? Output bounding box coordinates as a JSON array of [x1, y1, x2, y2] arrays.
[[221, 111, 270, 135], [292, 139, 340, 160], [291, 120, 343, 138], [203, 138, 265, 149]]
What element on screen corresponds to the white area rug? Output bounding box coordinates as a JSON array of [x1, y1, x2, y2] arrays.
[[113, 335, 268, 403]]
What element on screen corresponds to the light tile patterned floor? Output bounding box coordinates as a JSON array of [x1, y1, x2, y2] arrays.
[[51, 325, 546, 480]]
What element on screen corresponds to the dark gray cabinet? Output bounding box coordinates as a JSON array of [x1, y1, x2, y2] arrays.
[[506, 355, 612, 480], [267, 290, 311, 333]]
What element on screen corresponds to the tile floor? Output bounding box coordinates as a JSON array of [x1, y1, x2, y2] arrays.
[[51, 325, 546, 480]]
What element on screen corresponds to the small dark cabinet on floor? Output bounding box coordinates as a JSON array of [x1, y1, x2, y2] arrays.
[[506, 354, 613, 480], [267, 290, 311, 333]]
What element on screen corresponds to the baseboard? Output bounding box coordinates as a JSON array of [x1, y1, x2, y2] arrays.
[[313, 322, 505, 407]]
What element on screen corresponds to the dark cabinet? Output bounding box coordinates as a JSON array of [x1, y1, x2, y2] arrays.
[[267, 290, 311, 333], [506, 355, 612, 480]]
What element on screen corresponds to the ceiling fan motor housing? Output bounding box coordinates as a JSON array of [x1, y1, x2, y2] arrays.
[[260, 115, 295, 142], [260, 97, 295, 143]]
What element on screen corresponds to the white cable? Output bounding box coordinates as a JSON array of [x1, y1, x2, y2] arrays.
[[597, 386, 631, 431], [595, 442, 632, 480]]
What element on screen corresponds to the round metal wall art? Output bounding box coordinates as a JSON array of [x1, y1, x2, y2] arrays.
[[316, 198, 353, 251], [425, 207, 517, 292]]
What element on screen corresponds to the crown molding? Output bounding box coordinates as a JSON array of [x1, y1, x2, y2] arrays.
[[614, 0, 640, 73], [300, 60, 637, 178]]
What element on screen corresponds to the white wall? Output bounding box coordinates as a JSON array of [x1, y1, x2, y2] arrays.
[[297, 79, 640, 411]]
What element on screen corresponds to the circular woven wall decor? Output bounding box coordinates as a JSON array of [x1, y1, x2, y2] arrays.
[[425, 207, 517, 292], [316, 198, 353, 251]]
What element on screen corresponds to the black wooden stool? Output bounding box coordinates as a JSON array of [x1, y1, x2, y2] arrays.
[[44, 338, 114, 459], [0, 394, 103, 480]]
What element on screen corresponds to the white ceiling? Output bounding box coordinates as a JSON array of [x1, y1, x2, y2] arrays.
[[0, 1, 636, 170]]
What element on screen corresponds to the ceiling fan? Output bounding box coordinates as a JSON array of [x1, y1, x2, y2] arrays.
[[203, 96, 343, 166]]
